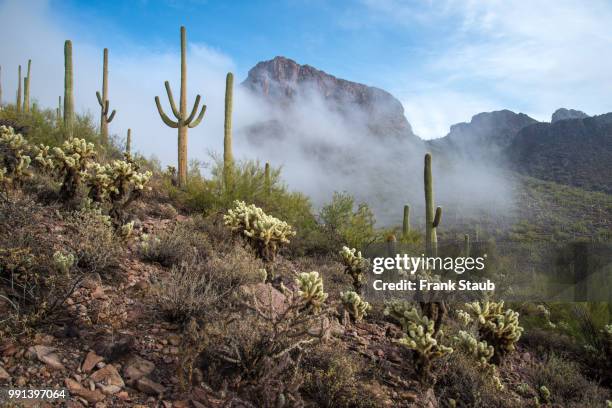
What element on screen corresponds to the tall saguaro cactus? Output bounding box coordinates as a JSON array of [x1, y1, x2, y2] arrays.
[[126, 128, 132, 154], [24, 59, 31, 112], [464, 234, 470, 257], [402, 205, 411, 237], [96, 48, 116, 144], [264, 162, 271, 197], [155, 26, 207, 187], [424, 153, 442, 257], [223, 72, 234, 190], [56, 96, 62, 125], [64, 40, 75, 138], [16, 65, 22, 113]]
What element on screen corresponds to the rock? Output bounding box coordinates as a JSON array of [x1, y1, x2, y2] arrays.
[[82, 273, 102, 290], [423, 387, 438, 408], [16, 376, 27, 386], [240, 283, 288, 315], [0, 366, 10, 381], [90, 364, 124, 393], [82, 351, 104, 373], [1, 343, 18, 356], [30, 345, 65, 370], [65, 378, 106, 403], [136, 377, 166, 395], [191, 400, 206, 408], [91, 286, 107, 299], [123, 356, 155, 384], [93, 335, 135, 361]]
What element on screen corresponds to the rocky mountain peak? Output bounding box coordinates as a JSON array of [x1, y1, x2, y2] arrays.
[[551, 108, 589, 123]]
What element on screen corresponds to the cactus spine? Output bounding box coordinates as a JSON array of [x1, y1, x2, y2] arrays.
[[16, 65, 22, 113], [126, 128, 131, 154], [96, 48, 116, 144], [155, 26, 206, 188], [223, 72, 234, 190], [402, 204, 410, 237], [424, 153, 442, 257], [264, 162, 271, 197], [64, 40, 74, 138], [24, 59, 31, 112]]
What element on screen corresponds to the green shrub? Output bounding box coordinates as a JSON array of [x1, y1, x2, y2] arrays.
[[320, 191, 376, 249]]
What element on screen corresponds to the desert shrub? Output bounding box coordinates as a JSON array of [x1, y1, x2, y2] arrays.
[[302, 345, 380, 408], [204, 243, 265, 291], [139, 221, 211, 267], [0, 195, 83, 335], [224, 200, 296, 262], [64, 206, 121, 274], [384, 300, 453, 380], [339, 246, 369, 293], [524, 354, 611, 407], [436, 353, 519, 408], [203, 283, 331, 407], [320, 191, 376, 249]]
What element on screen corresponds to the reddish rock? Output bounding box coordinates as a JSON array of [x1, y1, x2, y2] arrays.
[[30, 345, 65, 371], [90, 364, 124, 393], [82, 351, 104, 373], [136, 377, 166, 395], [123, 355, 155, 384], [65, 378, 106, 403], [0, 365, 10, 381]]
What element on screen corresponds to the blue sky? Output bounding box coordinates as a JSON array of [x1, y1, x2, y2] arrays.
[[2, 0, 612, 144]]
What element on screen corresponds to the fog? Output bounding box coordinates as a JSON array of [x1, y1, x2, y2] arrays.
[[0, 0, 517, 228]]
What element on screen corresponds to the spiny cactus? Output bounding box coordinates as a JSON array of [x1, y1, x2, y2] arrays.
[[155, 26, 206, 188], [96, 48, 116, 144], [340, 291, 370, 322], [223, 72, 233, 190], [465, 301, 523, 363], [223, 200, 296, 262], [453, 330, 494, 365], [16, 65, 22, 113], [24, 59, 31, 112], [402, 204, 410, 237], [456, 309, 473, 326], [424, 153, 442, 258], [339, 246, 369, 293], [56, 96, 62, 126], [296, 271, 328, 313], [384, 300, 453, 379], [64, 40, 74, 138], [126, 128, 131, 154], [0, 125, 33, 184], [53, 138, 97, 201], [464, 234, 470, 257], [264, 162, 271, 197], [53, 251, 75, 274]]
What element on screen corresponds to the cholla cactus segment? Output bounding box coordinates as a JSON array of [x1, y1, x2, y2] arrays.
[[296, 271, 328, 312], [456, 309, 473, 326], [53, 138, 97, 170], [53, 250, 75, 274], [0, 125, 34, 182], [539, 386, 551, 403], [453, 330, 494, 364], [83, 159, 152, 202], [119, 221, 134, 239], [396, 307, 453, 360], [384, 300, 422, 332], [340, 291, 371, 322], [339, 246, 369, 292], [223, 200, 296, 261], [465, 301, 524, 358]]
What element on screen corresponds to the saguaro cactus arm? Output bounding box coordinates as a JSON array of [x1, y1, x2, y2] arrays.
[[433, 206, 442, 227], [187, 103, 206, 128], [163, 81, 181, 118], [96, 91, 116, 122], [185, 94, 202, 124], [155, 96, 179, 128]]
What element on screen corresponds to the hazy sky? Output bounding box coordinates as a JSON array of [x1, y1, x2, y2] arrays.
[[1, 0, 612, 155]]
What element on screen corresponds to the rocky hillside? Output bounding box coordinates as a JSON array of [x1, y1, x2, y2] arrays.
[[551, 108, 589, 123], [242, 56, 417, 140]]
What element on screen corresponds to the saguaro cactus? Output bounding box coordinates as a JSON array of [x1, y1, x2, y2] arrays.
[[126, 128, 132, 154], [155, 26, 206, 188], [264, 162, 271, 197], [56, 96, 62, 125], [464, 234, 470, 257], [402, 204, 410, 237], [96, 48, 116, 144], [64, 40, 75, 138], [16, 65, 22, 113], [24, 59, 31, 112], [424, 153, 442, 257], [224, 72, 234, 190]]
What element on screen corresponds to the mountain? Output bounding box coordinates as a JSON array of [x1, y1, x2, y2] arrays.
[[551, 108, 589, 123], [242, 56, 417, 140], [428, 110, 538, 158], [507, 114, 612, 193]]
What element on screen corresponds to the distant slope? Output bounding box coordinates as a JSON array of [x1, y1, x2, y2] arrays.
[[507, 114, 612, 193]]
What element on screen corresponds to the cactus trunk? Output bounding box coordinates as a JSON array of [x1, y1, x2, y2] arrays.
[[16, 65, 22, 113], [155, 26, 206, 188], [223, 72, 234, 190], [96, 48, 116, 144], [402, 205, 410, 237], [464, 234, 470, 257], [64, 40, 74, 138], [56, 96, 62, 126], [424, 153, 441, 257], [126, 128, 131, 154], [24, 59, 31, 112], [264, 162, 271, 197]]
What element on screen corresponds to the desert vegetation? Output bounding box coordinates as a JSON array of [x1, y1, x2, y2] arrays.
[[0, 25, 610, 408]]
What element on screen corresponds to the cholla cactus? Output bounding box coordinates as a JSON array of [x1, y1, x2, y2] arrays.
[[53, 138, 97, 201], [53, 251, 75, 274], [340, 291, 370, 322], [538, 386, 551, 403], [119, 221, 134, 240], [453, 330, 494, 365], [296, 271, 328, 313], [384, 300, 453, 379], [0, 125, 33, 184], [223, 200, 296, 262], [465, 301, 523, 362], [536, 304, 556, 329], [339, 246, 369, 293], [456, 309, 473, 326], [31, 143, 55, 172]]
